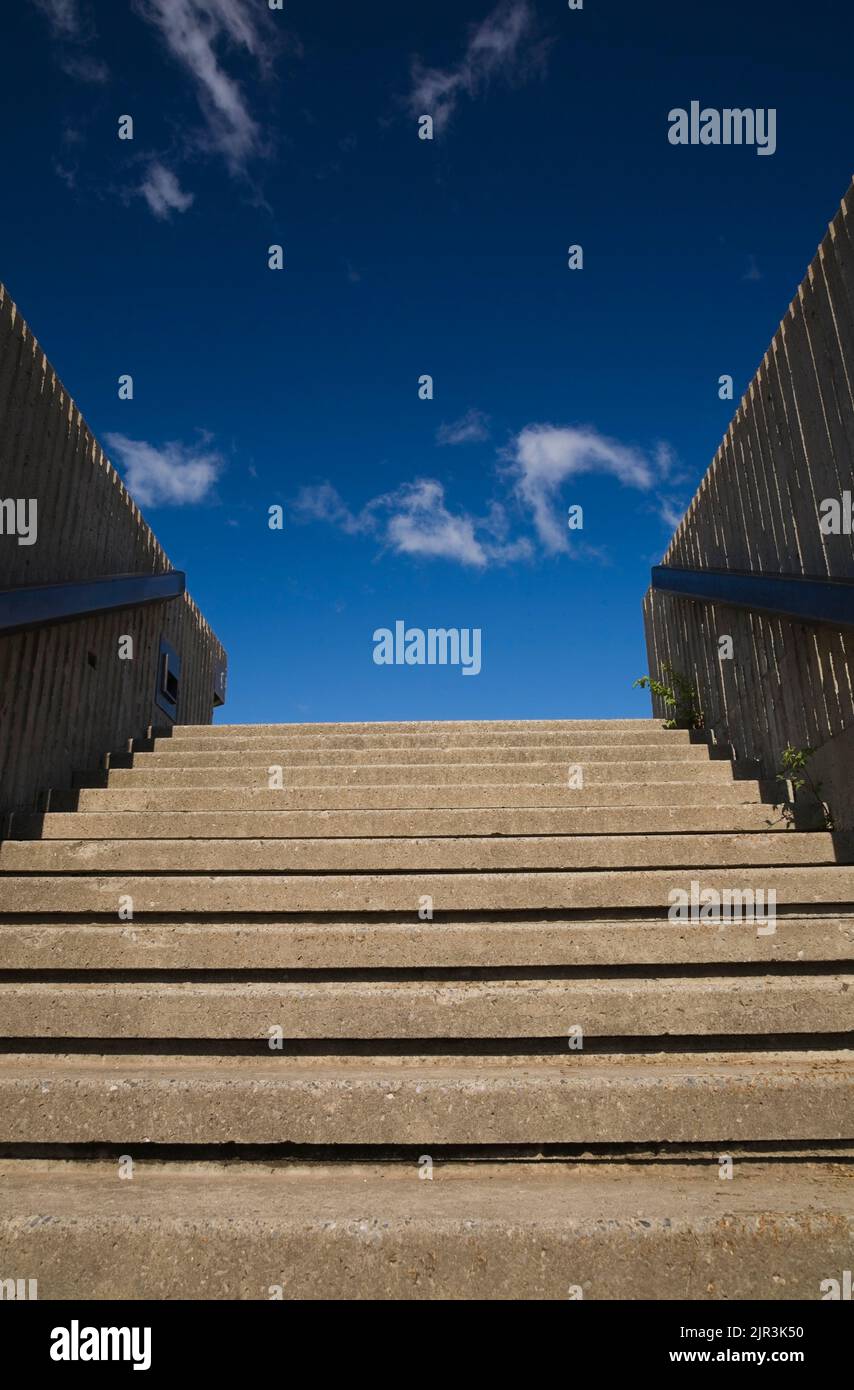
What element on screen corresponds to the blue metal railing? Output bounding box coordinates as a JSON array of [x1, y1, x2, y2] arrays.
[[650, 564, 854, 629], [0, 571, 186, 636]]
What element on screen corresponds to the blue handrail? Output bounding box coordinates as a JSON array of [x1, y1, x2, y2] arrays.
[[0, 571, 186, 635], [651, 564, 854, 629]]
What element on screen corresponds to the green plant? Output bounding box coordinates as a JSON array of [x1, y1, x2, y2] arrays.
[[633, 662, 703, 729], [768, 744, 834, 830]]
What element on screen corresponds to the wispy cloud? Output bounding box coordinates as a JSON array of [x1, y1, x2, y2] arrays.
[[742, 253, 762, 282], [31, 0, 81, 37], [649, 441, 691, 529], [61, 52, 109, 81], [31, 0, 110, 81], [104, 432, 223, 507], [436, 409, 491, 446], [294, 423, 682, 568], [407, 0, 545, 135], [138, 161, 195, 219], [132, 0, 278, 174], [36, 0, 297, 215], [507, 424, 661, 552], [658, 497, 687, 530], [293, 478, 530, 569], [382, 480, 529, 566], [292, 482, 374, 537], [53, 161, 78, 191]]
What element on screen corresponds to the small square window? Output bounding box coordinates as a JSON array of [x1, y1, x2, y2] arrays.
[[155, 636, 181, 720], [212, 656, 227, 708]]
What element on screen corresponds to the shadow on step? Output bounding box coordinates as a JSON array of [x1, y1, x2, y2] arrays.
[[2, 1032, 852, 1056], [0, 960, 848, 983], [1, 1139, 852, 1165]]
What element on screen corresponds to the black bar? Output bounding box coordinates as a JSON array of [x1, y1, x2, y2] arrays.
[[6, 1298, 850, 1374], [0, 571, 186, 636], [651, 564, 854, 629]]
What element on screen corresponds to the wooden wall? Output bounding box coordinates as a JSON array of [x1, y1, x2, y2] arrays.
[[0, 284, 225, 814], [644, 180, 854, 793]]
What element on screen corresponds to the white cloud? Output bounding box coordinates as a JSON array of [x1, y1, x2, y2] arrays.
[[293, 478, 530, 569], [650, 442, 691, 530], [139, 161, 195, 219], [60, 51, 109, 82], [291, 482, 375, 537], [383, 478, 525, 564], [653, 440, 676, 479], [54, 161, 78, 191], [436, 409, 490, 446], [133, 0, 273, 173], [104, 433, 223, 507], [408, 0, 542, 134], [658, 497, 687, 530], [507, 424, 660, 552], [386, 482, 489, 566], [31, 0, 110, 81], [31, 0, 81, 37], [294, 423, 681, 568]]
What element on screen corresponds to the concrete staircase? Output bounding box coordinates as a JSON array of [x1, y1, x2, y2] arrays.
[[1, 718, 852, 1299]]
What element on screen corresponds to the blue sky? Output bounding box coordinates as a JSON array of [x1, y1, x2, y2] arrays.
[[2, 0, 853, 723]]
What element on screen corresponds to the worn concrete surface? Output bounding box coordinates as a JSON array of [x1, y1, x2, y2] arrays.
[[0, 1158, 850, 1299], [103, 760, 736, 788], [137, 743, 714, 767], [169, 719, 666, 735], [1, 1052, 852, 1145], [0, 831, 845, 874], [2, 713, 851, 1303], [2, 973, 851, 1038], [3, 913, 850, 971], [4, 865, 854, 913], [163, 727, 695, 751], [73, 781, 768, 811], [11, 804, 787, 839]]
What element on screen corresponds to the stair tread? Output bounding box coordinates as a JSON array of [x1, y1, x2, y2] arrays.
[[1, 831, 845, 874], [1, 1052, 852, 1146], [3, 1158, 848, 1299], [101, 766, 738, 791], [2, 973, 851, 1039], [172, 719, 664, 732], [2, 1049, 851, 1076], [72, 784, 768, 810], [137, 745, 712, 765], [2, 912, 852, 968], [14, 806, 788, 838], [2, 1157, 850, 1214], [3, 865, 852, 913]]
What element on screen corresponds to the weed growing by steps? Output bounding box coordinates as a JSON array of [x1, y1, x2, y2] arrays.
[[633, 663, 704, 729], [768, 745, 835, 830]]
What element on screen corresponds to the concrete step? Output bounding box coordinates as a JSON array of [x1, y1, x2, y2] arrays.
[[137, 743, 711, 768], [1, 1052, 851, 1146], [2, 912, 851, 971], [5, 708, 848, 1307], [1, 972, 851, 1038], [173, 719, 664, 737], [71, 782, 768, 812], [100, 761, 737, 788], [1, 1158, 851, 1298], [159, 728, 697, 752], [9, 804, 786, 839], [2, 831, 845, 874], [3, 865, 851, 913]]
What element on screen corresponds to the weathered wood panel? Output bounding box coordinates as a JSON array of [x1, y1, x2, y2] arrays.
[[0, 285, 225, 814], [644, 182, 854, 802]]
